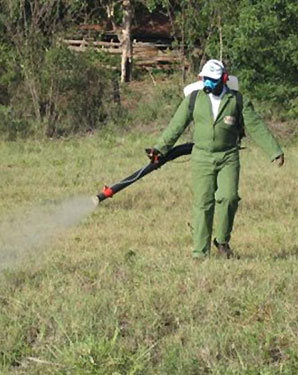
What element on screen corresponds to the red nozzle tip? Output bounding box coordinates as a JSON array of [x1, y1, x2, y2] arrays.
[[102, 185, 113, 198]]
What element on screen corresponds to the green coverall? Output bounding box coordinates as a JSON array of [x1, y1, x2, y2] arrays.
[[154, 88, 283, 257]]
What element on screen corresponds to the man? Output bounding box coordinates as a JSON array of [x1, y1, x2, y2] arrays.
[[147, 59, 284, 259]]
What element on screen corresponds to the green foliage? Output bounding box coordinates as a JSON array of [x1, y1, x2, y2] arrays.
[[0, 0, 123, 139], [0, 0, 298, 138], [0, 43, 121, 139], [0, 43, 19, 107], [210, 0, 298, 118], [0, 105, 30, 140], [151, 0, 298, 119], [39, 46, 118, 137], [125, 76, 183, 128]]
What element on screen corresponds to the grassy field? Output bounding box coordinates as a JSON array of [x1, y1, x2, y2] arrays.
[[0, 131, 297, 375]]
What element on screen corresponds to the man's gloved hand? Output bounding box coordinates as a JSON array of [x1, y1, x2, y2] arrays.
[[274, 154, 285, 167], [145, 148, 161, 164]]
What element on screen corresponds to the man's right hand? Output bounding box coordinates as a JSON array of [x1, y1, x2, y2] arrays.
[[145, 148, 161, 164]]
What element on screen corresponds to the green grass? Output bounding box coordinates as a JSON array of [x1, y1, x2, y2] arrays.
[[0, 131, 297, 374]]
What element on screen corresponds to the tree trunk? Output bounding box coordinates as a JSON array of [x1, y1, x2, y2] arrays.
[[218, 14, 223, 61], [121, 0, 133, 83], [180, 12, 186, 83]]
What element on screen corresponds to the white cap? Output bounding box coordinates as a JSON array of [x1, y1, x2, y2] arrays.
[[199, 59, 225, 79]]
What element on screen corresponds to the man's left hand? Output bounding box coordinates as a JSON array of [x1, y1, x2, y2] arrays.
[[274, 154, 285, 167], [145, 148, 161, 164]]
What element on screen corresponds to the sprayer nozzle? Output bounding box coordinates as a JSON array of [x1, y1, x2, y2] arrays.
[[91, 196, 99, 206]]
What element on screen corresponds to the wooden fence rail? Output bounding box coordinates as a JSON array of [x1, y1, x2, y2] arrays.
[[63, 39, 182, 67]]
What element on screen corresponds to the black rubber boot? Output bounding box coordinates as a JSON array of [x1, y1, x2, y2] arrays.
[[213, 238, 234, 259]]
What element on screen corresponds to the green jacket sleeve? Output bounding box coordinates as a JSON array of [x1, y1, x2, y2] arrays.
[[154, 95, 192, 155], [242, 97, 283, 161]]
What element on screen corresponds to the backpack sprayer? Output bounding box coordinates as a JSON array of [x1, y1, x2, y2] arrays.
[[92, 142, 194, 205]]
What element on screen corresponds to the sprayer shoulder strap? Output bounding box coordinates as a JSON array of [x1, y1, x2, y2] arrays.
[[234, 91, 245, 140], [188, 90, 200, 121], [234, 90, 243, 112], [189, 89, 243, 115]]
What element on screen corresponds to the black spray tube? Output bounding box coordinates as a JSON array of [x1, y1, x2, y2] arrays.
[[96, 142, 194, 203]]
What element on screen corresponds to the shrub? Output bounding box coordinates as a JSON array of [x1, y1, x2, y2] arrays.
[[39, 46, 120, 137], [0, 43, 121, 139]]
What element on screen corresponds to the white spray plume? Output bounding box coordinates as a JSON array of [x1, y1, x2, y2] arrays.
[[0, 196, 98, 271]]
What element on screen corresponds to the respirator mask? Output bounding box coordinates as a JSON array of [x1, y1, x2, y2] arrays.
[[203, 77, 222, 94]]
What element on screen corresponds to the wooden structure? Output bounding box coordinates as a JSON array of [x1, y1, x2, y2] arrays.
[[63, 38, 182, 69]]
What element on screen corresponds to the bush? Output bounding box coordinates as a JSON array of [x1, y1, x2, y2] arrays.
[[120, 73, 184, 130], [0, 43, 122, 139], [0, 105, 26, 140], [39, 46, 120, 137]]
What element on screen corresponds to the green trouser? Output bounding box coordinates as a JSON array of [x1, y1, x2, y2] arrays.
[[192, 148, 240, 257]]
